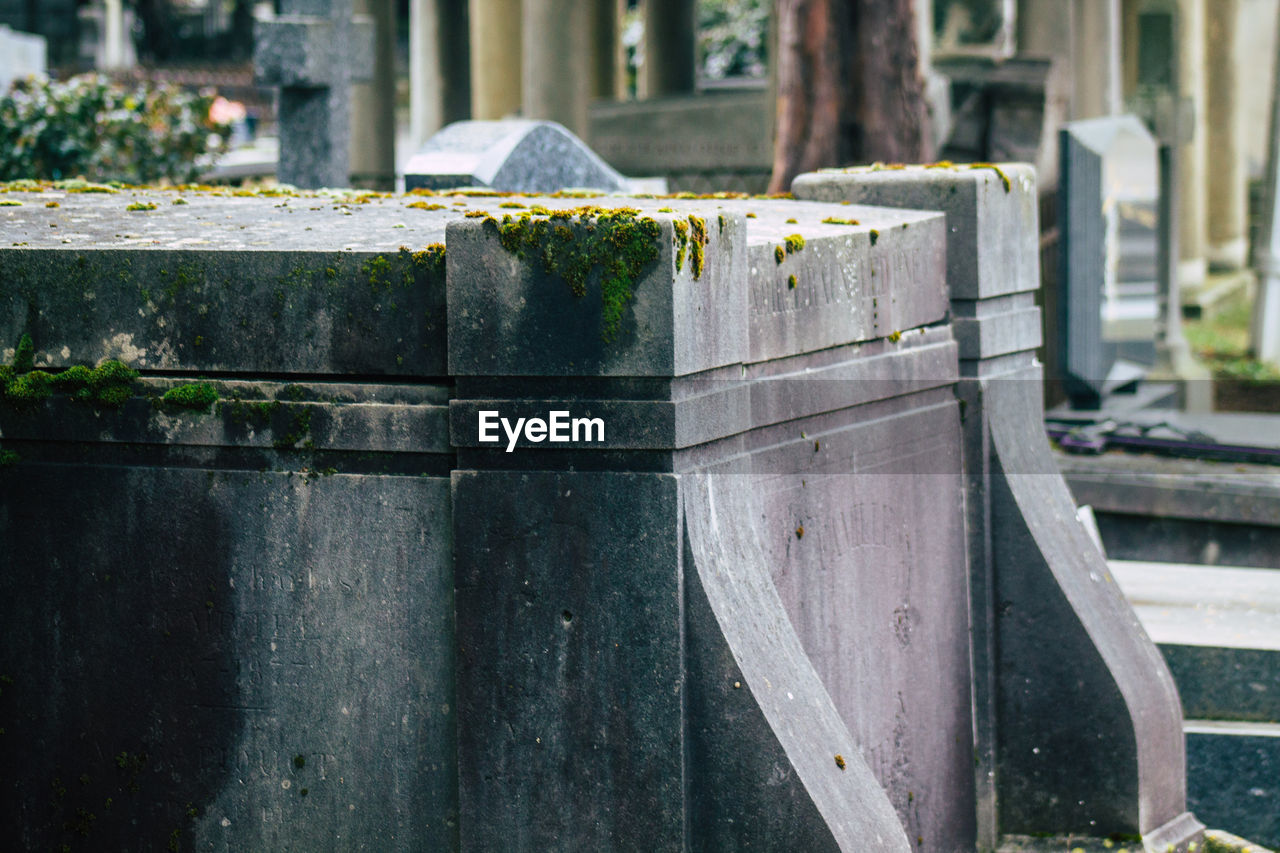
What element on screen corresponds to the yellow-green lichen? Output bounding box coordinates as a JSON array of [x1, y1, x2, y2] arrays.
[[674, 219, 690, 272], [492, 206, 662, 341], [822, 217, 859, 225], [788, 274, 797, 289], [126, 201, 157, 211], [413, 243, 446, 279], [870, 229, 880, 246], [970, 162, 1012, 192], [774, 245, 785, 265], [687, 215, 707, 279]]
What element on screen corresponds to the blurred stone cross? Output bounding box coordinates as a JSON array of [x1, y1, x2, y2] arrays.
[[1128, 0, 1211, 405], [254, 0, 374, 188]]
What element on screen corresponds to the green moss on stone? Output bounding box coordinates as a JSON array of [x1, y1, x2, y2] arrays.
[[1, 335, 136, 409], [12, 333, 34, 373], [47, 360, 138, 407], [492, 206, 661, 341], [161, 382, 218, 412]]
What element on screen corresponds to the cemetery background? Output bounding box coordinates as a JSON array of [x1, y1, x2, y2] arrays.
[[3, 0, 1280, 851]]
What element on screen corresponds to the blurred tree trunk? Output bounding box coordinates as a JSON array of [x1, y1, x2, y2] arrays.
[[133, 0, 177, 62], [768, 0, 932, 193]]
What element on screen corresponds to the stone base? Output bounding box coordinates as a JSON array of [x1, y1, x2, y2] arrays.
[[1204, 828, 1277, 852], [998, 811, 1203, 851], [1207, 237, 1250, 273], [1181, 257, 1209, 290], [1182, 268, 1255, 319]]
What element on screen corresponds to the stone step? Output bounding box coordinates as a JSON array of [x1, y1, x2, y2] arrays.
[[1111, 561, 1280, 847], [1110, 560, 1280, 722], [1186, 720, 1280, 849]]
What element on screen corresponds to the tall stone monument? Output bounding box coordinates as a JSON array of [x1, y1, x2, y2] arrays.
[[254, 0, 374, 188]]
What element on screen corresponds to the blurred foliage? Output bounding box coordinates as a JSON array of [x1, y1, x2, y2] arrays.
[[0, 74, 227, 184], [697, 0, 768, 80], [1184, 292, 1280, 382]]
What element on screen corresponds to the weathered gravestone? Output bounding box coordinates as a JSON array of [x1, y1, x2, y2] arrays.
[[1058, 116, 1161, 408], [404, 119, 632, 193], [254, 0, 374, 188], [0, 169, 1204, 851]]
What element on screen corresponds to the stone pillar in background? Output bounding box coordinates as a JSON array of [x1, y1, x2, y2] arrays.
[[1018, 0, 1071, 65], [1176, 0, 1207, 287], [521, 0, 589, 136], [614, 0, 630, 99], [588, 0, 617, 102], [643, 0, 696, 97], [254, 0, 374, 188], [351, 0, 397, 190], [1073, 0, 1123, 118], [469, 0, 522, 119], [1205, 0, 1248, 272], [103, 0, 127, 69], [410, 0, 471, 149]]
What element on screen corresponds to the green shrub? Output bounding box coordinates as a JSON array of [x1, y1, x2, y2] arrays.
[[0, 74, 228, 184]]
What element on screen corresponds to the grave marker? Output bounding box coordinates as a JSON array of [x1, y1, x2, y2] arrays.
[[404, 120, 631, 193], [254, 0, 374, 188], [1058, 115, 1160, 407]]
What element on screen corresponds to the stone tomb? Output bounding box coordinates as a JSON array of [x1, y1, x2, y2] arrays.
[[0, 174, 1200, 851]]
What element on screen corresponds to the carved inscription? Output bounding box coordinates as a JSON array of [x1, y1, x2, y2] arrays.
[[748, 239, 929, 325], [749, 255, 864, 318]]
